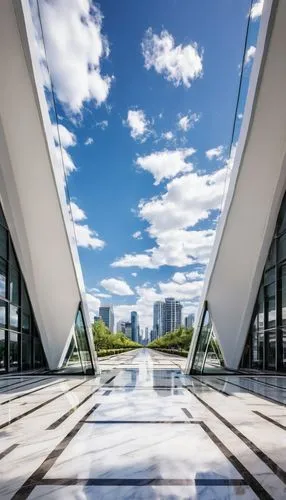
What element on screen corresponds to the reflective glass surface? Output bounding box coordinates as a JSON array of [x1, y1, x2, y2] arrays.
[[9, 332, 18, 371], [0, 329, 5, 372]]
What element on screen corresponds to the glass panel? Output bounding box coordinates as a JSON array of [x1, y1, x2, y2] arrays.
[[0, 258, 7, 299], [0, 300, 7, 328], [283, 331, 286, 370], [278, 233, 286, 262], [192, 308, 212, 373], [265, 242, 275, 270], [34, 338, 45, 369], [0, 205, 7, 228], [0, 225, 7, 260], [10, 304, 20, 331], [22, 313, 30, 334], [277, 194, 286, 235], [9, 267, 20, 304], [75, 309, 93, 374], [62, 336, 82, 373], [0, 329, 5, 372], [9, 332, 19, 371], [21, 335, 31, 370], [264, 267, 275, 286], [9, 242, 19, 270], [203, 332, 224, 373], [266, 332, 276, 369]]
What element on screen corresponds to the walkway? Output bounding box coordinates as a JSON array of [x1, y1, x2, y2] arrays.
[[0, 348, 286, 499]]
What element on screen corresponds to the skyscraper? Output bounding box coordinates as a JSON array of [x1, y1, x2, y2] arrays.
[[153, 301, 165, 338], [185, 313, 195, 329], [131, 311, 138, 342], [165, 298, 182, 333], [99, 305, 114, 332]]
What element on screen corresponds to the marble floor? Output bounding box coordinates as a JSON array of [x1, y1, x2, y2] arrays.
[[0, 349, 286, 499]]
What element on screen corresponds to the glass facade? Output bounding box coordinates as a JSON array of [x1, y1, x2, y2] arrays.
[[191, 302, 224, 374], [241, 192, 286, 372], [62, 307, 94, 375], [0, 203, 46, 373]]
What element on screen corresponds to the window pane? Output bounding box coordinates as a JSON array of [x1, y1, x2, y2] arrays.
[[192, 308, 212, 373], [10, 304, 20, 331], [75, 309, 93, 373], [278, 233, 286, 262], [21, 335, 31, 370], [34, 339, 45, 369], [0, 329, 5, 372], [265, 242, 275, 270], [0, 205, 7, 228], [9, 332, 19, 371], [0, 225, 7, 260], [9, 267, 20, 305], [0, 259, 7, 299], [22, 313, 30, 334], [0, 300, 7, 328]]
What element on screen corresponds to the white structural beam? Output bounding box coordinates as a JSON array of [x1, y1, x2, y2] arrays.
[[186, 0, 286, 371], [0, 0, 98, 371]]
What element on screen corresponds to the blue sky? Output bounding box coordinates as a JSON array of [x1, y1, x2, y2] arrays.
[[32, 0, 263, 330]]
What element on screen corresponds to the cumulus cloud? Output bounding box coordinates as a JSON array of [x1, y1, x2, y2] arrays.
[[31, 0, 112, 112], [131, 272, 137, 277], [52, 124, 76, 148], [133, 231, 143, 240], [205, 145, 224, 161], [142, 28, 203, 87], [101, 278, 134, 296], [177, 112, 200, 132], [136, 148, 195, 185], [96, 120, 108, 130], [112, 149, 237, 270], [250, 0, 264, 19], [162, 131, 174, 141], [86, 292, 101, 321], [245, 45, 256, 65], [172, 270, 204, 284], [84, 137, 94, 145], [69, 201, 105, 250], [124, 109, 150, 142]]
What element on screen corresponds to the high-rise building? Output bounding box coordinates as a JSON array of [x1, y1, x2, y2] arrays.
[[124, 322, 132, 340], [99, 306, 114, 333], [165, 298, 182, 333], [185, 314, 195, 329], [94, 315, 101, 323], [153, 301, 165, 338], [0, 3, 98, 375], [117, 320, 126, 334], [131, 311, 138, 342]]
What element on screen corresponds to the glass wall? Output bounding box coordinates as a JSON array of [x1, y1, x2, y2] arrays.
[[191, 302, 224, 374], [61, 307, 94, 375], [241, 192, 286, 372], [0, 204, 46, 373]]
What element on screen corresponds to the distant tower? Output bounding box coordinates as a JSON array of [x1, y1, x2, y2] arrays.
[[131, 311, 139, 342], [153, 301, 166, 338], [99, 305, 114, 332]]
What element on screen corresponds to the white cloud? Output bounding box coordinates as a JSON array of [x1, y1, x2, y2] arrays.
[[55, 146, 77, 176], [131, 272, 137, 277], [101, 278, 134, 296], [84, 137, 94, 145], [52, 124, 76, 148], [177, 112, 200, 132], [125, 109, 150, 141], [245, 46, 256, 65], [96, 120, 108, 130], [237, 113, 243, 120], [95, 293, 112, 299], [142, 28, 203, 87], [73, 223, 105, 250], [136, 148, 195, 185], [172, 270, 204, 284], [205, 145, 224, 161], [70, 201, 86, 222], [112, 149, 237, 270], [31, 0, 112, 112], [133, 231, 143, 240], [162, 131, 174, 141], [250, 0, 264, 20]]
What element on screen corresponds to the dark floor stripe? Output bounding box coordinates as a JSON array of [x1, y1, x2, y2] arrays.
[[181, 407, 193, 419], [216, 378, 286, 407], [46, 373, 116, 430], [192, 376, 230, 397], [184, 386, 286, 485], [12, 402, 101, 500], [199, 422, 273, 500], [1, 379, 68, 406], [0, 376, 53, 394], [0, 379, 89, 430], [83, 420, 199, 424], [102, 385, 179, 390], [0, 443, 18, 461], [102, 390, 112, 396], [253, 410, 286, 431], [39, 478, 246, 486]]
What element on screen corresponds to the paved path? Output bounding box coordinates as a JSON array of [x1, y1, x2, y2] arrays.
[[0, 348, 286, 498]]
